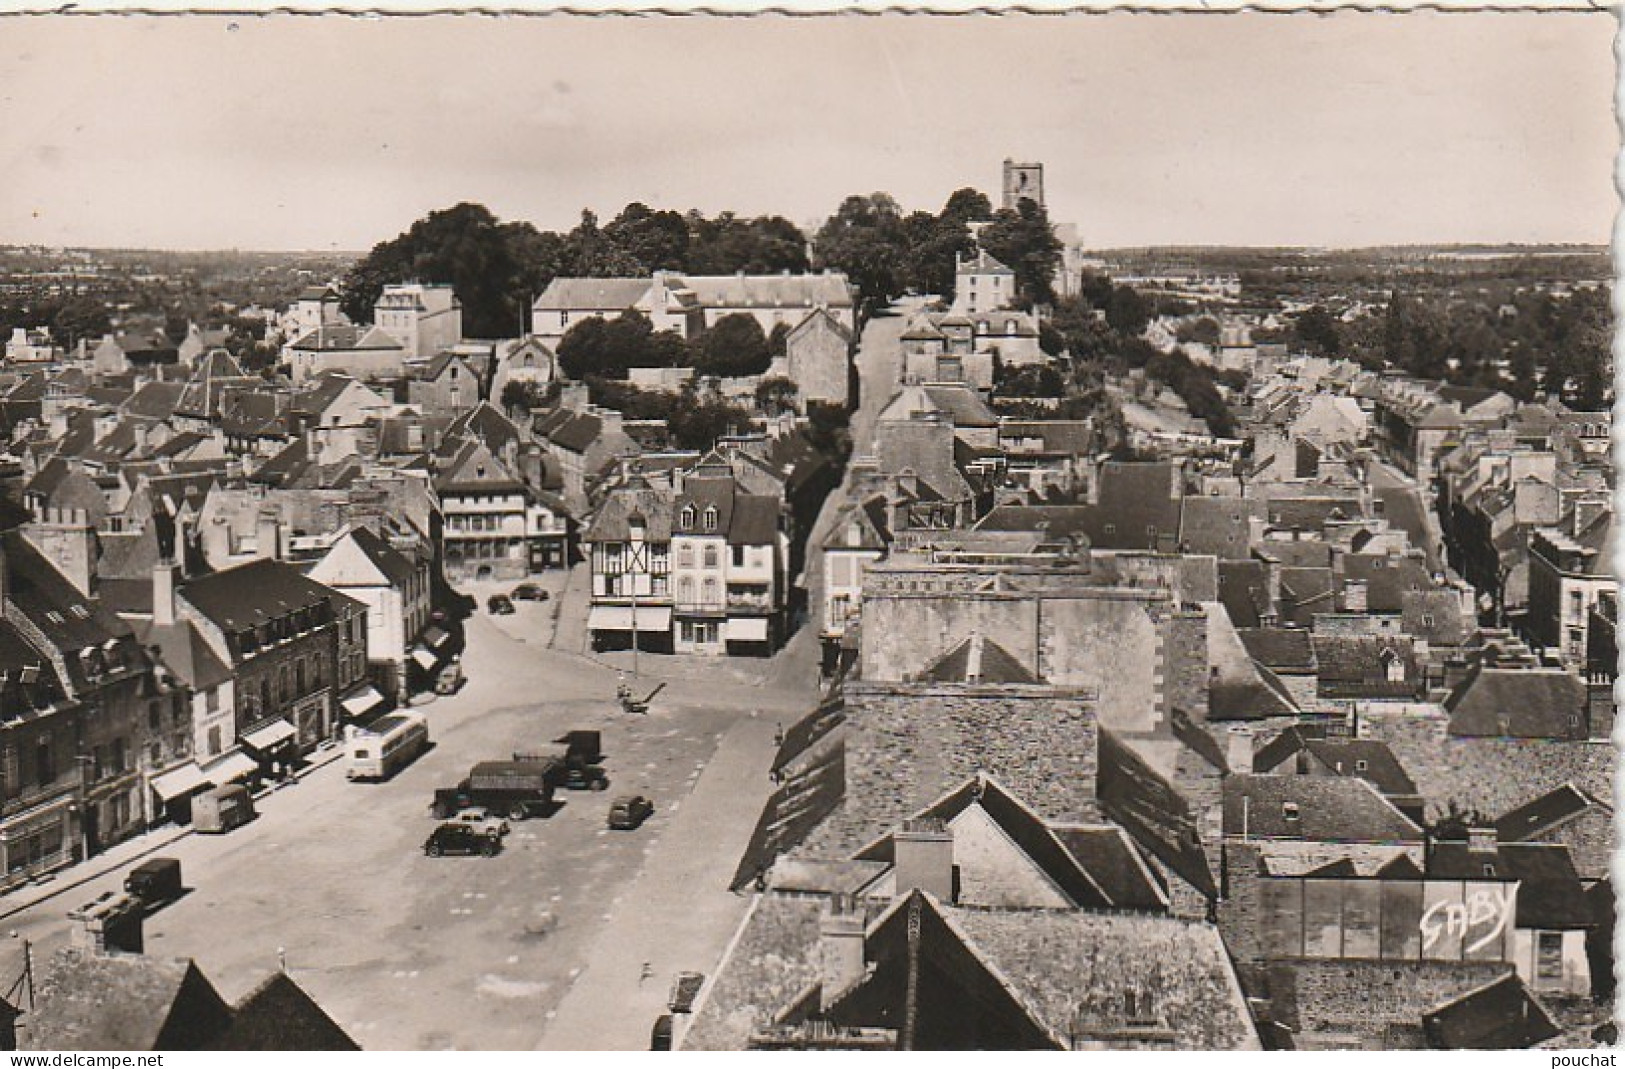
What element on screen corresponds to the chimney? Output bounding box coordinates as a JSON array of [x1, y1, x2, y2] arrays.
[[152, 558, 178, 627], [1587, 681, 1615, 741], [818, 895, 866, 1009], [1225, 727, 1254, 774], [256, 509, 282, 561], [1466, 826, 1498, 855], [893, 817, 955, 903], [68, 892, 145, 956], [1342, 579, 1368, 613]]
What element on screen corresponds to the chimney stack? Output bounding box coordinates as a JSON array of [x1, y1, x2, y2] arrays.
[[893, 817, 955, 903], [256, 509, 282, 562], [818, 895, 865, 1009], [68, 893, 145, 956], [152, 558, 179, 628]]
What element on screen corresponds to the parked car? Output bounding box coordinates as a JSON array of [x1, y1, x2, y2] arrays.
[[124, 858, 183, 905], [435, 661, 465, 695], [449, 808, 509, 838], [487, 594, 515, 615], [608, 795, 654, 830], [424, 822, 500, 857], [511, 583, 550, 602], [650, 1014, 673, 1051]]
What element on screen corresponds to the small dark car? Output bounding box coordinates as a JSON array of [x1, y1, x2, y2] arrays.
[[424, 822, 500, 857], [608, 795, 654, 830], [124, 857, 183, 904], [650, 1014, 673, 1051], [487, 594, 515, 615], [511, 583, 550, 602]]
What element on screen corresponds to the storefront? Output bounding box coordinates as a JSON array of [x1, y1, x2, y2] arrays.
[[240, 717, 299, 777]]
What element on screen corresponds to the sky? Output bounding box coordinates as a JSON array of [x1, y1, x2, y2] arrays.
[[0, 12, 1615, 251]]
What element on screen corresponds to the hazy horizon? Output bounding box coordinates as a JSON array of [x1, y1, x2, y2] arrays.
[[1, 12, 1614, 252]]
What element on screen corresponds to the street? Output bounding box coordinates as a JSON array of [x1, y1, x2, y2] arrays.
[[0, 578, 818, 1051]]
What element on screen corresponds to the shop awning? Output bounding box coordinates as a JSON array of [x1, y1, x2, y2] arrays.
[[587, 605, 672, 632], [150, 762, 211, 802], [201, 750, 258, 784], [341, 685, 387, 719], [726, 616, 770, 643], [410, 646, 439, 671], [240, 719, 297, 753], [422, 625, 450, 650]]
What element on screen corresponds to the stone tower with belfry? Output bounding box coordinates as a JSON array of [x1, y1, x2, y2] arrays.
[[1002, 159, 1045, 211]]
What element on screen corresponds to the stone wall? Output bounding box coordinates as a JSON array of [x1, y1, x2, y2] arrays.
[[1271, 958, 1510, 1047]]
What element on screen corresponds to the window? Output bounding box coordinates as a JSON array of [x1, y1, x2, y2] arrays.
[[680, 505, 696, 528], [703, 546, 719, 569], [148, 703, 161, 732], [1354, 759, 1368, 772], [677, 543, 694, 568], [1281, 802, 1300, 821], [1103, 524, 1116, 536], [35, 738, 53, 786], [207, 726, 221, 757], [703, 506, 718, 532], [1536, 932, 1564, 983], [732, 545, 746, 568], [703, 577, 719, 604]]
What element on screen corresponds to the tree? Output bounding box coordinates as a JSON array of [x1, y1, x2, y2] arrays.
[[979, 197, 1062, 309], [339, 202, 535, 339], [555, 311, 685, 380], [668, 387, 753, 451], [766, 321, 792, 359], [1105, 285, 1150, 337], [1175, 316, 1222, 347], [604, 202, 690, 272], [1293, 304, 1342, 356], [755, 376, 798, 416], [903, 187, 993, 301], [690, 313, 771, 378], [501, 378, 558, 415], [686, 212, 809, 275], [565, 209, 643, 278], [812, 193, 908, 315]]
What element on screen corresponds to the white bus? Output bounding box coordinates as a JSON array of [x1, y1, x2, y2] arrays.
[[346, 712, 430, 781]]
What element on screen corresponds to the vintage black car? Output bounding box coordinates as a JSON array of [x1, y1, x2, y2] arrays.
[[424, 822, 500, 857], [511, 583, 550, 602], [487, 594, 516, 615], [124, 858, 183, 904]]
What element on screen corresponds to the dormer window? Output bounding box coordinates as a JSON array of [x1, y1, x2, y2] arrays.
[[702, 506, 718, 532], [1282, 802, 1300, 821], [680, 505, 696, 528]]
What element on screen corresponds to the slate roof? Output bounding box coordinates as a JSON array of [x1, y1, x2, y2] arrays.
[[133, 617, 233, 691], [1236, 628, 1316, 673], [433, 439, 524, 496], [1177, 495, 1254, 560], [24, 950, 234, 1051], [1251, 727, 1418, 799], [1096, 729, 1217, 899], [1221, 774, 1424, 843], [122, 381, 187, 421], [1443, 664, 1589, 739], [917, 634, 1038, 685], [286, 324, 403, 352], [1207, 660, 1300, 721], [179, 557, 361, 638], [1422, 974, 1560, 1050], [684, 273, 855, 312], [534, 277, 655, 311], [339, 526, 419, 588], [1494, 784, 1609, 842], [1217, 561, 1271, 629], [585, 481, 675, 542], [850, 774, 1122, 910], [209, 973, 360, 1051], [538, 409, 603, 454], [1340, 551, 1436, 613], [731, 736, 845, 892], [1311, 634, 1422, 699], [0, 618, 70, 714], [1049, 823, 1170, 911]]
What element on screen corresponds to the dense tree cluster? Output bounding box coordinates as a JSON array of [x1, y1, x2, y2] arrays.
[[340, 202, 811, 340], [810, 187, 1061, 313], [1375, 286, 1611, 408], [552, 310, 773, 381]]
